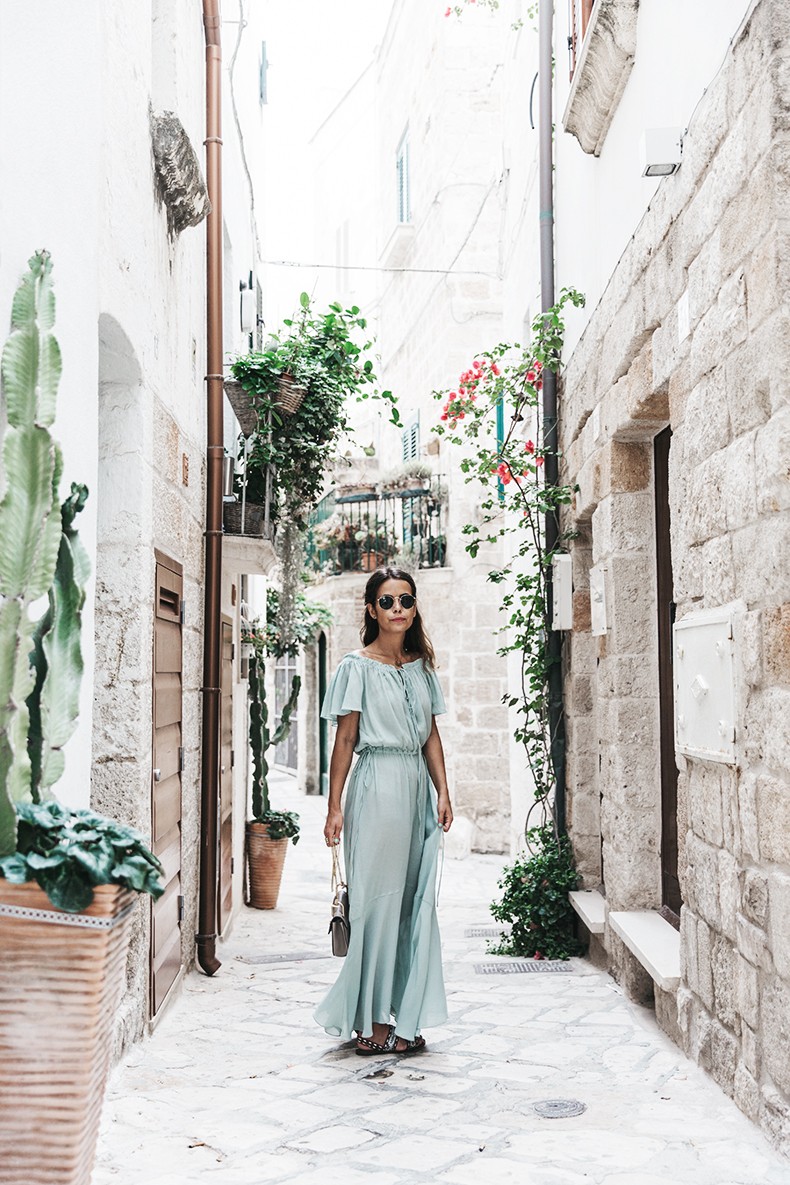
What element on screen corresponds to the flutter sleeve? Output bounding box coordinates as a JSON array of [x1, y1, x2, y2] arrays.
[[427, 667, 447, 716], [321, 657, 365, 722]]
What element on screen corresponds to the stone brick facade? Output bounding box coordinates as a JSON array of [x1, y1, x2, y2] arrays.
[[560, 0, 790, 1151]]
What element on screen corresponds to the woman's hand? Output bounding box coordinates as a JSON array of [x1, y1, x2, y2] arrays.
[[324, 809, 344, 847], [437, 794, 453, 833]]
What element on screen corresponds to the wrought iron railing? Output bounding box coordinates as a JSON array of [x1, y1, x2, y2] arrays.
[[306, 481, 446, 576]]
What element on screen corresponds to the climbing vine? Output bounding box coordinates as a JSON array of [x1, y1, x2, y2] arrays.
[[433, 287, 585, 831], [434, 288, 585, 959]]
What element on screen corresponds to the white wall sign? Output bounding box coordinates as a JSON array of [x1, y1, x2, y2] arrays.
[[674, 604, 737, 764], [590, 564, 608, 636], [551, 553, 573, 631]]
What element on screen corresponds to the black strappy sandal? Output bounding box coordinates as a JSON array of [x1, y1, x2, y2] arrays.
[[395, 1034, 426, 1056], [355, 1024, 398, 1056]]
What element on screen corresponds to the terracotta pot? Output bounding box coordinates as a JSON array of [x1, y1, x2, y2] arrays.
[[0, 880, 136, 1185], [246, 822, 289, 909], [360, 550, 386, 572]]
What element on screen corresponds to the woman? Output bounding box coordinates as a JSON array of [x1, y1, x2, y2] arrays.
[[315, 567, 453, 1055]]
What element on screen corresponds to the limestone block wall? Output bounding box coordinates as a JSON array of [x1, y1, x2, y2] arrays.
[[559, 0, 790, 1149]]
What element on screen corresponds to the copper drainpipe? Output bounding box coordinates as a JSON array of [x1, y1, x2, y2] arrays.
[[197, 0, 223, 976]]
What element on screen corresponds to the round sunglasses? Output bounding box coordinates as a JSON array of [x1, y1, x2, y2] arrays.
[[376, 594, 415, 610]]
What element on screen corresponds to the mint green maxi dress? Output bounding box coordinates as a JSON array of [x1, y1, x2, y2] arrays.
[[314, 652, 449, 1043]]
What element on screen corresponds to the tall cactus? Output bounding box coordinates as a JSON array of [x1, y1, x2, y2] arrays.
[[248, 650, 300, 822], [0, 251, 88, 856]]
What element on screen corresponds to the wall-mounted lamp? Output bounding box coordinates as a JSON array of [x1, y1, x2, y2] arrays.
[[640, 127, 683, 177]]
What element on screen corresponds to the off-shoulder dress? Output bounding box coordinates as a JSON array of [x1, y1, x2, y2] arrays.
[[313, 651, 448, 1043]]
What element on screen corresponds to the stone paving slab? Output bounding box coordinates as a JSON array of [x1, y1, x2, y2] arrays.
[[93, 775, 790, 1185]]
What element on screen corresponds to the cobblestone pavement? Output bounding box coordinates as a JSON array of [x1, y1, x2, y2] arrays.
[[94, 775, 790, 1185]]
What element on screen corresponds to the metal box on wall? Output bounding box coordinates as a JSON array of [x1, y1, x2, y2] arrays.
[[673, 604, 737, 764]]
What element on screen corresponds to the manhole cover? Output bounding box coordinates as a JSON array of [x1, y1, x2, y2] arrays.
[[465, 926, 508, 938], [474, 961, 572, 974], [241, 951, 331, 964], [533, 1098, 586, 1119]]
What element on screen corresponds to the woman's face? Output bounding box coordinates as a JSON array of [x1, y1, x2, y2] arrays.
[[368, 578, 417, 638]]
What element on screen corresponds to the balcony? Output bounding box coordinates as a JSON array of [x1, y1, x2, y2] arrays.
[[306, 482, 447, 577]]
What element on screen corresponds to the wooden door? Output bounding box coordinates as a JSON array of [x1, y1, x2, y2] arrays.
[[150, 552, 184, 1016], [654, 429, 681, 920], [218, 618, 234, 935]]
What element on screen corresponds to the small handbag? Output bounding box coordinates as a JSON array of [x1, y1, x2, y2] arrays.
[[329, 845, 350, 958]]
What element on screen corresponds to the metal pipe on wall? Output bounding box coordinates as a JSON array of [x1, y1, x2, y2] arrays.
[[538, 0, 567, 836], [197, 0, 223, 977]]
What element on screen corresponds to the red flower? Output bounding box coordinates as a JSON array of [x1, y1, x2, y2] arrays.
[[536, 456, 544, 468], [536, 360, 543, 371], [491, 363, 500, 376], [473, 360, 482, 370], [534, 950, 544, 960], [445, 6, 452, 15], [527, 369, 536, 382], [535, 379, 543, 390], [440, 413, 448, 421], [525, 440, 535, 454]]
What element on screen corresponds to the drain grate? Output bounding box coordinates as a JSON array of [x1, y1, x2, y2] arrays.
[[241, 951, 331, 965], [465, 926, 508, 938], [474, 960, 572, 974], [533, 1098, 586, 1118]]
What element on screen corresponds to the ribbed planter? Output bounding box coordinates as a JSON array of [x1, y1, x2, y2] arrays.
[[274, 371, 307, 416], [246, 822, 289, 909], [223, 378, 259, 437], [0, 881, 136, 1185]]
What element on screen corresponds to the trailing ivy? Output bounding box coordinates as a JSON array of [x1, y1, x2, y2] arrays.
[[0, 800, 164, 913]]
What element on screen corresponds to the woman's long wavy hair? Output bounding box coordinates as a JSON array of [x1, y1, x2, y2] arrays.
[[360, 567, 436, 669]]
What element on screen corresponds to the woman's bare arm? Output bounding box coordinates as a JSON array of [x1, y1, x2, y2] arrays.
[[323, 710, 359, 844], [423, 718, 454, 832]]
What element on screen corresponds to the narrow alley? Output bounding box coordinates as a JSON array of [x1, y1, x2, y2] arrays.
[[93, 773, 790, 1185]]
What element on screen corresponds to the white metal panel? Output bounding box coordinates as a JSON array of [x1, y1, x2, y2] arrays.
[[674, 605, 737, 764], [590, 563, 608, 636], [551, 553, 573, 631]]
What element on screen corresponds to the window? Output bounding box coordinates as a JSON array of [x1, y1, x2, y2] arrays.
[[396, 132, 411, 225], [569, 0, 596, 78], [401, 413, 420, 462]]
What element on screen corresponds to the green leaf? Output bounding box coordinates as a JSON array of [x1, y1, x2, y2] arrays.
[[0, 426, 61, 598], [38, 861, 94, 913], [0, 851, 30, 882], [299, 292, 310, 309]]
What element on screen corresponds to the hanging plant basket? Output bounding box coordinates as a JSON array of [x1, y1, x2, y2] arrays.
[[0, 881, 136, 1185], [246, 822, 289, 909], [223, 501, 269, 537], [223, 378, 259, 437], [275, 371, 308, 416]]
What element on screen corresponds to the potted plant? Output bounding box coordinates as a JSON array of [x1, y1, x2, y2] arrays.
[[353, 514, 395, 571], [381, 460, 434, 497], [0, 252, 164, 1185], [244, 589, 332, 908], [231, 295, 399, 643], [246, 643, 301, 909]]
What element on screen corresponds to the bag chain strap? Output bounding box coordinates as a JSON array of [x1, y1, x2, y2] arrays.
[[331, 843, 346, 895]]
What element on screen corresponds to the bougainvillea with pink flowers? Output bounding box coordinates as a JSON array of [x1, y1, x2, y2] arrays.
[[432, 287, 585, 829]]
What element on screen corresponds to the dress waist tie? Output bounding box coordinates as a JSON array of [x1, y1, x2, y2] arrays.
[[358, 745, 421, 755]]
